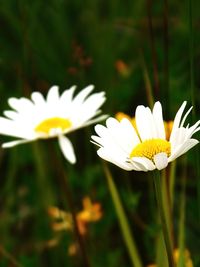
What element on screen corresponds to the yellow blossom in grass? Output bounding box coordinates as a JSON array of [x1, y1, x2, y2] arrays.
[[92, 101, 200, 171], [77, 197, 102, 222], [146, 248, 193, 267], [48, 197, 102, 235], [0, 85, 107, 164], [47, 206, 73, 231], [164, 120, 173, 141], [174, 248, 193, 267], [76, 197, 103, 235]]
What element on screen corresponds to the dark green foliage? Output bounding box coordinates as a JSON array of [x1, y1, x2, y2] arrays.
[[0, 1, 200, 266]]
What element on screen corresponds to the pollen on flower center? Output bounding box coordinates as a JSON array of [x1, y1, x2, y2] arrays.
[[35, 117, 72, 134], [130, 139, 171, 160]]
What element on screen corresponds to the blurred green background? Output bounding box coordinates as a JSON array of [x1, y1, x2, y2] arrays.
[[0, 1, 200, 266]]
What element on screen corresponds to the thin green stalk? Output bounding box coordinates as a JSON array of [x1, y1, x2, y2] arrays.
[[163, 0, 170, 117], [103, 163, 143, 267], [0, 245, 23, 267], [146, 0, 160, 98], [153, 171, 175, 267], [169, 162, 176, 209], [161, 170, 174, 251], [189, 0, 195, 107], [177, 163, 186, 267], [140, 51, 154, 109], [189, 0, 200, 223], [32, 142, 54, 207], [51, 145, 91, 267]]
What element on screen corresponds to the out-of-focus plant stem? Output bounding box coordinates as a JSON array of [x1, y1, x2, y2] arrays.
[[103, 163, 143, 267], [189, 0, 200, 223], [147, 0, 160, 99], [51, 145, 91, 267], [177, 158, 187, 267], [0, 245, 23, 267], [163, 0, 170, 117], [140, 52, 154, 109], [153, 170, 175, 267]]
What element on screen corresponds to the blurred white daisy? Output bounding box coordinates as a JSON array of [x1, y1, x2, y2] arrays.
[[0, 85, 107, 164], [91, 101, 200, 171]]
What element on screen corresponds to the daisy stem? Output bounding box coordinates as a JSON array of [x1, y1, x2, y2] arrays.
[[177, 160, 186, 267], [103, 163, 143, 267], [153, 170, 175, 267]]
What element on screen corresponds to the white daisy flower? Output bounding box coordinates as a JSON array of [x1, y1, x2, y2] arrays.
[[91, 101, 200, 171], [0, 85, 107, 164]]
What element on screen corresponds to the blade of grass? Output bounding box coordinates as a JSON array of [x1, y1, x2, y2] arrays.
[[140, 51, 154, 109], [146, 0, 160, 99], [163, 0, 170, 117], [0, 245, 24, 267], [177, 157, 186, 267], [103, 163, 143, 267], [188, 0, 200, 222]]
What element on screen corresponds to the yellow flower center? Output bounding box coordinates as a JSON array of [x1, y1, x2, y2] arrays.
[[35, 117, 72, 135], [130, 139, 171, 160]]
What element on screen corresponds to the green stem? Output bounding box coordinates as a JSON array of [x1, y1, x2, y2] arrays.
[[0, 245, 23, 267], [51, 145, 91, 267], [189, 0, 200, 223], [147, 0, 160, 98], [140, 51, 154, 109], [169, 162, 176, 209], [103, 163, 143, 267], [153, 171, 175, 267], [177, 160, 186, 267]]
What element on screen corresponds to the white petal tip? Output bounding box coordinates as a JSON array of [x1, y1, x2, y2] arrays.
[[153, 152, 168, 170], [58, 135, 76, 164]]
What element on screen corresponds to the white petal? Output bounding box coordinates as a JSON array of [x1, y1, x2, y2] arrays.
[[46, 85, 60, 104], [2, 138, 35, 148], [58, 135, 76, 164], [153, 101, 166, 139], [8, 97, 34, 112], [3, 110, 19, 120], [169, 139, 199, 162], [170, 101, 187, 143], [72, 92, 106, 124], [132, 157, 155, 171], [135, 105, 157, 141], [66, 115, 108, 134], [97, 147, 133, 171], [31, 91, 46, 106], [153, 152, 168, 170], [180, 106, 193, 127], [72, 85, 94, 105], [0, 117, 35, 139], [60, 85, 76, 104]]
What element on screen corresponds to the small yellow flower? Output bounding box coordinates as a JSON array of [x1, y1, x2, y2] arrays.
[[77, 197, 103, 223], [92, 102, 200, 171], [146, 248, 193, 267], [48, 197, 102, 235], [47, 206, 73, 231]]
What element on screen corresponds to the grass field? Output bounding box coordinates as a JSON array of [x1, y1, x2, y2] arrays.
[[0, 1, 200, 266]]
